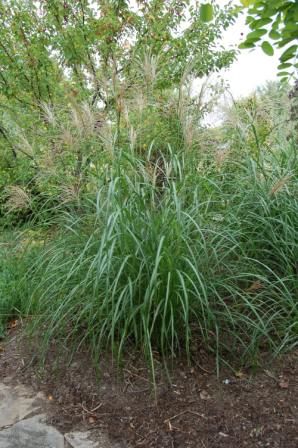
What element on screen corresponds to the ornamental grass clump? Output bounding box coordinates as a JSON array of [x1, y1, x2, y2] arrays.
[[28, 145, 298, 374]]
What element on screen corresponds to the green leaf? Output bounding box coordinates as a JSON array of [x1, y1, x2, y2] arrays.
[[249, 18, 272, 30], [246, 16, 255, 24], [277, 71, 290, 77], [277, 37, 294, 48], [261, 5, 276, 19], [261, 41, 274, 56], [283, 22, 298, 32], [269, 30, 281, 40], [277, 62, 292, 70], [279, 2, 295, 13], [280, 44, 298, 62], [200, 4, 213, 22], [247, 29, 268, 40], [239, 41, 256, 49], [272, 15, 281, 30]]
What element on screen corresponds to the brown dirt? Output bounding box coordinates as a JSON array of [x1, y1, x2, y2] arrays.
[[0, 322, 297, 448]]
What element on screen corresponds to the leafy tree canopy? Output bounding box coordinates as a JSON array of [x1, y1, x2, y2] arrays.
[[0, 0, 237, 109]]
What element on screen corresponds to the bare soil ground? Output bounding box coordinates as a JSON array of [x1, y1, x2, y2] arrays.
[[0, 321, 297, 448]]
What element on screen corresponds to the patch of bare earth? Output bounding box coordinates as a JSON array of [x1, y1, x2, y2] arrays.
[[0, 322, 297, 448]]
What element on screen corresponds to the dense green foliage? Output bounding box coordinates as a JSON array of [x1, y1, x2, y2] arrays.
[[239, 0, 298, 79], [0, 1, 297, 375], [0, 230, 41, 336]]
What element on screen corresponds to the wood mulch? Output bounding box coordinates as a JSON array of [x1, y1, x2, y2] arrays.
[[0, 321, 297, 447]]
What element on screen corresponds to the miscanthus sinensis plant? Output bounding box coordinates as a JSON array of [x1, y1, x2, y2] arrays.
[[27, 139, 298, 377]]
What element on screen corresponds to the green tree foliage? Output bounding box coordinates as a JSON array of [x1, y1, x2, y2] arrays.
[[239, 0, 298, 79], [0, 0, 236, 105]]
